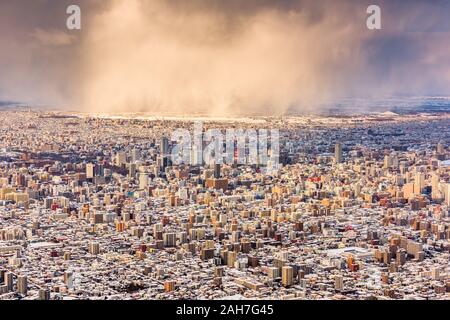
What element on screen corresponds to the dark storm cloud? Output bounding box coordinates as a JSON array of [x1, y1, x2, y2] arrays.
[[0, 0, 106, 106], [0, 0, 449, 113]]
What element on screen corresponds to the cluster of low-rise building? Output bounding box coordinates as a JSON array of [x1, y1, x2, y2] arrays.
[[0, 110, 449, 300]]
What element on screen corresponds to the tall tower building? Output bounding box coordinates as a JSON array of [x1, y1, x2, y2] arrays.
[[191, 144, 202, 166], [115, 152, 127, 167], [39, 288, 51, 300], [64, 271, 74, 289], [86, 163, 95, 179], [139, 173, 149, 190], [4, 272, 13, 291], [160, 136, 169, 156], [164, 280, 176, 292], [431, 174, 440, 200], [163, 233, 177, 247], [17, 275, 27, 295], [227, 251, 237, 268], [89, 242, 100, 255], [392, 155, 399, 168], [214, 163, 221, 179], [131, 148, 141, 162], [414, 173, 424, 195], [383, 155, 392, 169], [335, 142, 343, 164], [128, 163, 136, 179], [282, 266, 294, 287]]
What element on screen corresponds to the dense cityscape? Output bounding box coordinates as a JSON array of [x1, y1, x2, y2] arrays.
[[0, 109, 449, 300]]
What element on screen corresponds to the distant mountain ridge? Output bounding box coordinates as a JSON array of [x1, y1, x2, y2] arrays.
[[0, 101, 18, 106]]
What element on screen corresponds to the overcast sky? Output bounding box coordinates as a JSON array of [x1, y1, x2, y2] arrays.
[[0, 0, 449, 115]]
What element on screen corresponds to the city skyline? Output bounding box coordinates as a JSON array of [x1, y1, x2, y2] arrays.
[[0, 110, 449, 300], [0, 0, 449, 305]]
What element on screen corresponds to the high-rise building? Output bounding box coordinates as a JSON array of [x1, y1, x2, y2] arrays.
[[93, 212, 103, 224], [191, 145, 202, 166], [227, 251, 237, 268], [89, 242, 100, 255], [214, 267, 224, 278], [115, 152, 127, 167], [4, 272, 13, 291], [396, 250, 406, 266], [131, 148, 141, 162], [403, 182, 415, 199], [432, 267, 440, 280], [282, 266, 294, 287], [128, 163, 136, 179], [383, 155, 392, 169], [214, 163, 221, 179], [17, 275, 27, 295], [335, 275, 343, 291], [335, 142, 343, 164], [139, 173, 149, 190], [86, 163, 95, 179], [164, 280, 176, 292], [231, 231, 241, 243], [63, 252, 71, 261], [392, 155, 399, 168], [431, 174, 440, 200], [267, 267, 280, 279], [160, 137, 169, 156], [163, 233, 177, 247], [156, 155, 168, 172], [201, 248, 215, 260], [414, 173, 424, 195], [39, 288, 51, 300], [64, 271, 73, 289]]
